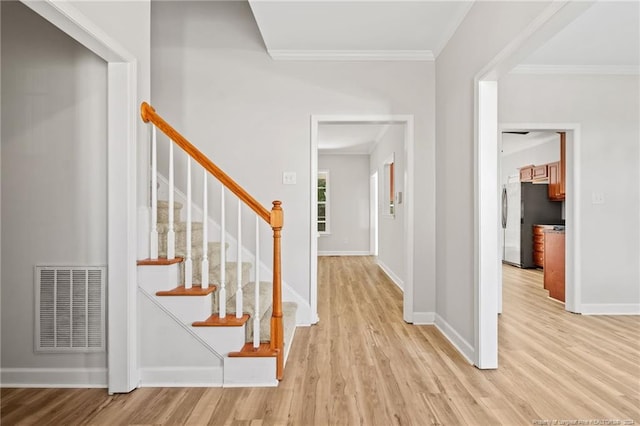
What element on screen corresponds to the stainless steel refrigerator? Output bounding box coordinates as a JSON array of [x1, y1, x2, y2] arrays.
[[501, 178, 563, 268]]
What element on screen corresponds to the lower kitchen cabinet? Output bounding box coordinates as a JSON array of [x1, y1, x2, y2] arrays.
[[544, 230, 565, 302]]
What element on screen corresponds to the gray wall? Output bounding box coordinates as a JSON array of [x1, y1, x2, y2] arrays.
[[151, 1, 437, 315], [435, 1, 552, 349], [318, 154, 371, 255], [370, 125, 405, 287], [1, 1, 107, 373], [500, 73, 640, 310]]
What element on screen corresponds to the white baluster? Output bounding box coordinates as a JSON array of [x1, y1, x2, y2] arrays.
[[184, 158, 192, 289], [201, 172, 209, 289], [253, 216, 260, 349], [150, 126, 158, 259], [167, 141, 175, 259], [236, 199, 243, 318], [219, 187, 226, 318]]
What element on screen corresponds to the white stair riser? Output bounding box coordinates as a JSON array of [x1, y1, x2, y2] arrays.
[[138, 264, 181, 294], [193, 327, 247, 357], [157, 294, 213, 324], [223, 357, 277, 387]]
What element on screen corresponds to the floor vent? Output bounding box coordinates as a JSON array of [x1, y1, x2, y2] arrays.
[[35, 266, 106, 352]]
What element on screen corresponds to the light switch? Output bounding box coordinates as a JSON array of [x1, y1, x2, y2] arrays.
[[282, 172, 297, 185]]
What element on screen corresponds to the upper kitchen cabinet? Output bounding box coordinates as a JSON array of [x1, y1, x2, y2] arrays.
[[548, 132, 566, 201], [519, 165, 534, 182]]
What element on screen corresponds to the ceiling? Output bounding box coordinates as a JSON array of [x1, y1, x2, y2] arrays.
[[318, 123, 390, 154], [501, 132, 559, 157], [248, 0, 473, 60], [250, 1, 638, 152]]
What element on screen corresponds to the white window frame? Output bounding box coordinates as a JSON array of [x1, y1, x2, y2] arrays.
[[317, 170, 330, 235]]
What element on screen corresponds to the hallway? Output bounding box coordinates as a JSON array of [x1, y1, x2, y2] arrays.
[[2, 257, 639, 425]]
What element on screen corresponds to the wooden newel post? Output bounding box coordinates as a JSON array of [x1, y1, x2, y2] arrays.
[[270, 200, 284, 380]]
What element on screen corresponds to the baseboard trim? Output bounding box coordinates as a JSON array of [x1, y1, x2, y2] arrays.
[[412, 312, 435, 325], [318, 251, 371, 256], [376, 260, 404, 291], [434, 314, 475, 364], [139, 367, 223, 387], [1, 368, 107, 388], [580, 303, 640, 315]]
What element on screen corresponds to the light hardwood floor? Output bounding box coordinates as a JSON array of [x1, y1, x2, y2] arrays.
[[2, 257, 639, 425]]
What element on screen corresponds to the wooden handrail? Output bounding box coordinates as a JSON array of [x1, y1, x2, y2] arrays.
[[141, 102, 271, 224]]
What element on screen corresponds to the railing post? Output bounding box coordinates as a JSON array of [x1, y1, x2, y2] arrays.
[[167, 140, 176, 259], [236, 199, 243, 318], [201, 171, 209, 289], [150, 125, 158, 259], [219, 187, 226, 317], [185, 158, 192, 288], [253, 216, 260, 349], [270, 200, 284, 380]]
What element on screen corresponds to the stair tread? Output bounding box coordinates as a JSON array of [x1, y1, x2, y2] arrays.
[[156, 284, 216, 296], [228, 342, 278, 358], [193, 313, 249, 327], [138, 257, 184, 266]]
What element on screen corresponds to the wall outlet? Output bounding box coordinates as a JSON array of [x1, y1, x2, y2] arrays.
[[282, 172, 296, 185]]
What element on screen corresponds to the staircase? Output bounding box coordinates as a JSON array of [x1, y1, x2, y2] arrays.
[[137, 103, 297, 387]]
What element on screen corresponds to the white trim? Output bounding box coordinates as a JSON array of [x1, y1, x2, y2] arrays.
[[311, 114, 415, 325], [376, 260, 404, 291], [138, 367, 223, 388], [20, 1, 134, 62], [1, 368, 108, 388], [268, 49, 434, 62], [412, 312, 435, 325], [580, 304, 640, 316], [434, 314, 474, 365], [474, 80, 499, 369], [511, 64, 640, 76], [318, 251, 371, 256]]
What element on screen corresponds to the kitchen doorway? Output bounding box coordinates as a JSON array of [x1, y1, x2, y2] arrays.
[[498, 127, 577, 315]]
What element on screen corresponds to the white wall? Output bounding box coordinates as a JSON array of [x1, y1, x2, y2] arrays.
[[370, 125, 405, 288], [435, 1, 552, 351], [151, 1, 437, 316], [500, 73, 640, 311], [1, 1, 108, 378], [317, 154, 370, 255]]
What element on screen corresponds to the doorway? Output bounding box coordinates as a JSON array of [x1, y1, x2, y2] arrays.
[[310, 115, 415, 324], [498, 128, 576, 315]]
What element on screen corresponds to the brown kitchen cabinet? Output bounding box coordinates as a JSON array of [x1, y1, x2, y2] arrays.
[[519, 165, 534, 182], [533, 225, 554, 269], [548, 161, 564, 201], [544, 230, 565, 302], [548, 132, 566, 201], [532, 164, 548, 180]]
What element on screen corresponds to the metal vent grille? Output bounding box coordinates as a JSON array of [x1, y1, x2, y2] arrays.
[[35, 266, 105, 352]]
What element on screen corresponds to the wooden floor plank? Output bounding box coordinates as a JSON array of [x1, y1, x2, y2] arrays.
[[2, 258, 639, 425]]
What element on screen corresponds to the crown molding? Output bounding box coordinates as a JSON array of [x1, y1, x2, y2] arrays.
[[511, 64, 640, 75], [268, 49, 434, 61]]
